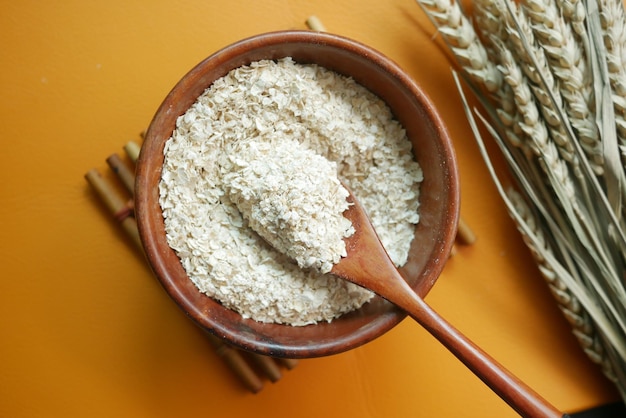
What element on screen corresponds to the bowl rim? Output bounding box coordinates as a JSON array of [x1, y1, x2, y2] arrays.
[[135, 29, 460, 357]]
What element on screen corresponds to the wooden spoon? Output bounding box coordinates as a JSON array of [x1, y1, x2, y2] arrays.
[[333, 189, 568, 418]]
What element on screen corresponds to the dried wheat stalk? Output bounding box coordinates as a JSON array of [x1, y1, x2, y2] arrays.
[[416, 0, 626, 401]]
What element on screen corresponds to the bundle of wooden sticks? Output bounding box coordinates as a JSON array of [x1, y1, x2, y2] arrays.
[[85, 139, 298, 393]]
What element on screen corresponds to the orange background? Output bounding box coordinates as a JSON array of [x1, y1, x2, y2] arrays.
[[0, 1, 619, 417]]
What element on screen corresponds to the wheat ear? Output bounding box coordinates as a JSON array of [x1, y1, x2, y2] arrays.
[[415, 0, 502, 94], [468, 0, 535, 153], [416, 0, 533, 153], [558, 0, 587, 36], [501, 0, 583, 178], [473, 0, 509, 60], [494, 38, 579, 207], [492, 40, 614, 274], [521, 0, 605, 174], [598, 0, 626, 154]]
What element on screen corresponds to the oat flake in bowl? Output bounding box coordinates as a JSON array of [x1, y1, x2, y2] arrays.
[[159, 57, 423, 326]]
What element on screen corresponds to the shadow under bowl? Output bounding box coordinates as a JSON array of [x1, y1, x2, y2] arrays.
[[135, 30, 459, 358]]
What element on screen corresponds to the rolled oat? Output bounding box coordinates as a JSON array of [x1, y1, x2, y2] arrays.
[[159, 58, 423, 326]]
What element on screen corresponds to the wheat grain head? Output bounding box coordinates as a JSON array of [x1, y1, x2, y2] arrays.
[[522, 0, 605, 174]]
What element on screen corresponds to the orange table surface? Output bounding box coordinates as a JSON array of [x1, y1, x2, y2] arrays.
[[0, 1, 620, 417]]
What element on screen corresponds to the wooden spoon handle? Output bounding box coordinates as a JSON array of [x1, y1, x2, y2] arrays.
[[335, 187, 566, 415], [404, 294, 566, 417]]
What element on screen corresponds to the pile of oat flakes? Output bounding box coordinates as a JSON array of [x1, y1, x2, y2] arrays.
[[159, 58, 423, 326]]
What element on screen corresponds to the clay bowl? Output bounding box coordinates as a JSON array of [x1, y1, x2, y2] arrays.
[[135, 30, 459, 358]]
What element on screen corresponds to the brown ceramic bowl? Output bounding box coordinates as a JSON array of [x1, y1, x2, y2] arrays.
[[135, 30, 459, 358]]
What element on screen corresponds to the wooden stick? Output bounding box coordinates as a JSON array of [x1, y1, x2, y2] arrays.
[[305, 15, 327, 32], [457, 217, 477, 245], [247, 352, 283, 383], [207, 334, 264, 393], [106, 153, 135, 195], [277, 358, 299, 370], [85, 169, 141, 249], [124, 141, 141, 163]]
